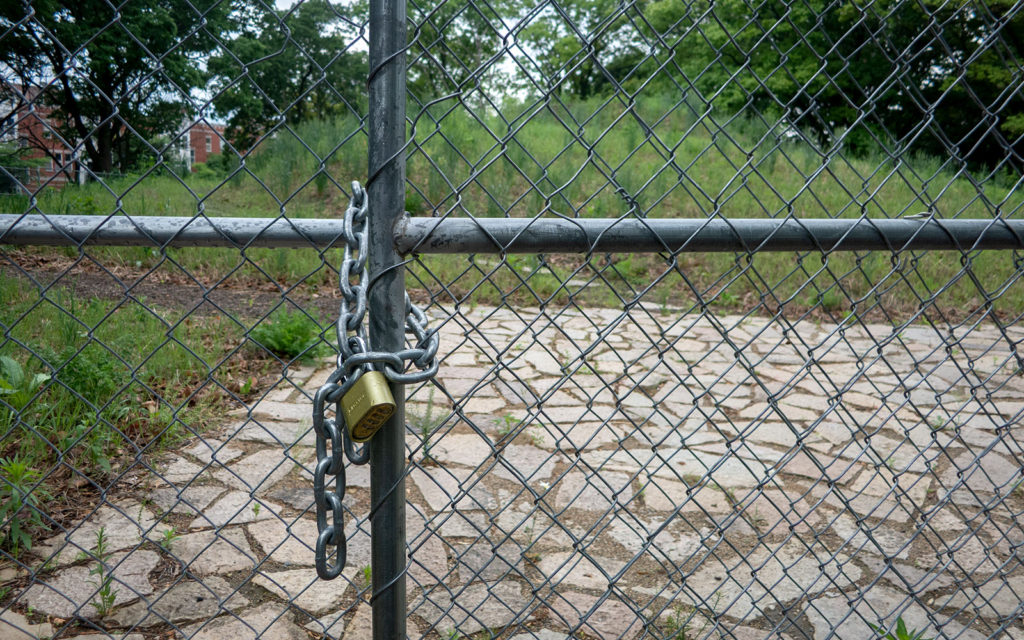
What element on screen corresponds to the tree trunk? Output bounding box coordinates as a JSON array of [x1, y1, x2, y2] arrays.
[[94, 122, 113, 174]]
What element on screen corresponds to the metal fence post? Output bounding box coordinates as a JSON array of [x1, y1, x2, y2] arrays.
[[368, 0, 408, 637]]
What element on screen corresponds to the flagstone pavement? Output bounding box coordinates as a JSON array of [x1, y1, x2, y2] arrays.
[[12, 306, 1024, 639]]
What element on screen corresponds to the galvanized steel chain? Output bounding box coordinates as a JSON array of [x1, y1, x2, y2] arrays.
[[312, 182, 439, 580]]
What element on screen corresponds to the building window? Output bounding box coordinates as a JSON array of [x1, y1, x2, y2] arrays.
[[190, 148, 196, 163], [205, 136, 212, 153]]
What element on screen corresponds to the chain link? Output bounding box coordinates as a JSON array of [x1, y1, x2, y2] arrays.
[[312, 182, 439, 580]]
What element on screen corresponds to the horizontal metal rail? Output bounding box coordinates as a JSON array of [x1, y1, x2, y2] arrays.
[[3, 214, 1024, 253], [396, 216, 1024, 253]]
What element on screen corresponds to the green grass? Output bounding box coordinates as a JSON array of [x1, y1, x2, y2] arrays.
[[0, 275, 280, 554], [250, 307, 328, 362], [2, 96, 1021, 317]]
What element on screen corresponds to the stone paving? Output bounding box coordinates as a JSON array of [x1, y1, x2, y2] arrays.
[[12, 306, 1024, 639]]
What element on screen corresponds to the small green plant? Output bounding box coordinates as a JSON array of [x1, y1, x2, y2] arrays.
[[715, 290, 739, 307], [411, 388, 439, 464], [158, 527, 178, 552], [682, 474, 702, 487], [719, 484, 738, 508], [1011, 477, 1024, 498], [0, 355, 50, 426], [748, 508, 768, 530], [664, 603, 711, 639], [445, 629, 460, 640], [251, 502, 261, 517], [527, 428, 544, 447], [362, 564, 372, 587], [497, 413, 519, 439], [0, 455, 49, 557], [240, 376, 255, 396], [89, 526, 118, 617], [869, 617, 933, 640], [251, 309, 326, 361]]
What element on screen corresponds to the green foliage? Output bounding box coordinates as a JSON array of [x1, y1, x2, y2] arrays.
[[0, 278, 258, 552], [208, 0, 367, 150], [158, 527, 178, 552], [250, 308, 326, 361], [0, 455, 48, 557], [0, 356, 50, 429], [88, 526, 118, 617], [870, 617, 933, 640], [1, 0, 232, 173], [664, 604, 711, 640], [410, 388, 440, 464], [643, 0, 1023, 169], [497, 414, 520, 439]]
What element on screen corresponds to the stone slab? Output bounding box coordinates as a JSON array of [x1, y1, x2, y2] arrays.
[[24, 550, 159, 619], [183, 602, 307, 640], [410, 581, 529, 636], [550, 592, 642, 640], [189, 492, 283, 529], [172, 528, 255, 576], [252, 568, 349, 614], [106, 576, 248, 627]]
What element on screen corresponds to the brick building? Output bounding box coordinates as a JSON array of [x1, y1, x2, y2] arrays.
[[1, 88, 226, 192], [178, 121, 227, 171], [0, 89, 83, 190]]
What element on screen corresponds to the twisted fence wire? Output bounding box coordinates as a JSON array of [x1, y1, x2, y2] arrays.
[[1, 0, 1023, 639]]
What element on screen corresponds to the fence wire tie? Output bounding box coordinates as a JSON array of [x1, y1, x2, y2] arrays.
[[312, 181, 438, 580]]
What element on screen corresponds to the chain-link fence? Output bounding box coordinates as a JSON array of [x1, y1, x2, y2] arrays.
[[2, 0, 1024, 638]]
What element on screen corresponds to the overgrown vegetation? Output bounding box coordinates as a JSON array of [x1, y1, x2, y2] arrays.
[[1, 93, 1022, 556], [250, 308, 328, 362], [0, 276, 278, 555], [3, 98, 1022, 320], [0, 455, 48, 557]]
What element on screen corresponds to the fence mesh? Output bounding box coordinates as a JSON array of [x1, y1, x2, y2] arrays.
[[2, 0, 1024, 639]]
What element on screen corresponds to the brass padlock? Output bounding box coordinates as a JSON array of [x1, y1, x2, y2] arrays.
[[341, 371, 396, 442]]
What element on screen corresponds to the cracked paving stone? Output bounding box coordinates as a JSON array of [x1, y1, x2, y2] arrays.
[[214, 448, 307, 494], [455, 539, 526, 584], [37, 502, 157, 566], [106, 576, 249, 627], [189, 491, 283, 529], [410, 467, 498, 512], [230, 419, 316, 448], [148, 485, 226, 517], [182, 602, 307, 640], [304, 603, 370, 639], [802, 586, 986, 640], [24, 550, 159, 619], [550, 592, 642, 640], [171, 528, 255, 576], [247, 518, 318, 567], [252, 568, 350, 614], [0, 609, 53, 639], [410, 581, 529, 636]]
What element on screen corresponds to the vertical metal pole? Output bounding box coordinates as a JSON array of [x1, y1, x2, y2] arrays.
[[368, 0, 407, 637]]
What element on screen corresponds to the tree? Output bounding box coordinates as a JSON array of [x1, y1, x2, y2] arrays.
[[1, 0, 231, 174], [517, 0, 646, 100], [641, 0, 1024, 170], [208, 0, 367, 151], [406, 0, 519, 102]]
